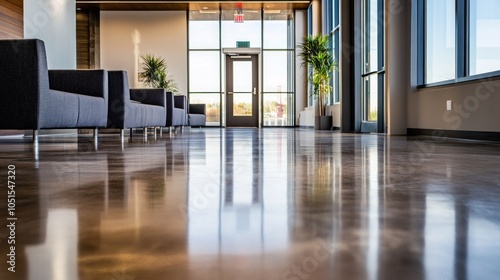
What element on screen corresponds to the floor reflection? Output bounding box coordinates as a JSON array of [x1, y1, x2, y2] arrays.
[[0, 129, 500, 279]]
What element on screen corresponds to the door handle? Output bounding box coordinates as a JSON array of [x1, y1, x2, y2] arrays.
[[227, 92, 233, 95], [253, 87, 256, 95]]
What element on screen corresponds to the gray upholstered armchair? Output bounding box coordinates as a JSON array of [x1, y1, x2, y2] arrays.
[[0, 39, 108, 141], [166, 92, 188, 129], [189, 104, 207, 127], [107, 71, 166, 139]]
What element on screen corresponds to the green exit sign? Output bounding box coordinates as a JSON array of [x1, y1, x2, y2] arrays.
[[236, 41, 250, 48]]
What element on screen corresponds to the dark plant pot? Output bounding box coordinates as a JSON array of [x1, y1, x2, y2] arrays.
[[315, 116, 332, 130]]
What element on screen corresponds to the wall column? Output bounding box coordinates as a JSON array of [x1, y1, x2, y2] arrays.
[[386, 0, 410, 135]]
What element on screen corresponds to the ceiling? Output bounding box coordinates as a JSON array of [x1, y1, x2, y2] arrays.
[[76, 0, 311, 11]]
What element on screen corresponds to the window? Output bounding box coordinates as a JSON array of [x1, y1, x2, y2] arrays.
[[421, 0, 500, 85], [324, 0, 340, 104], [188, 8, 295, 126], [469, 0, 500, 76], [221, 9, 261, 48], [262, 10, 295, 126], [425, 0, 456, 83], [188, 10, 221, 126]]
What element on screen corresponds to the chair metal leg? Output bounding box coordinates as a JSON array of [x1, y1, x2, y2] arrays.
[[143, 127, 148, 140], [32, 129, 38, 143], [120, 129, 125, 141], [93, 128, 98, 142]]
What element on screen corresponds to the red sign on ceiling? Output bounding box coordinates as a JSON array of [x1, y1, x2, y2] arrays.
[[234, 14, 244, 23]]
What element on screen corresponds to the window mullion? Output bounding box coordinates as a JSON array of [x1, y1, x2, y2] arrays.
[[456, 0, 467, 78], [418, 0, 425, 85]]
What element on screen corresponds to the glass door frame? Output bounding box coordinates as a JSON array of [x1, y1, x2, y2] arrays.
[[222, 48, 261, 127], [360, 0, 385, 133]]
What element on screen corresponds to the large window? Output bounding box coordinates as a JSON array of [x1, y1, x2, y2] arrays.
[[262, 11, 295, 126], [469, 0, 500, 76], [323, 0, 340, 104], [189, 10, 221, 126], [188, 7, 295, 126], [425, 0, 456, 83], [360, 0, 385, 133], [422, 0, 500, 85]]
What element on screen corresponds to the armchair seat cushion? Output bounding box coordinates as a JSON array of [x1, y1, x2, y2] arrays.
[[38, 89, 79, 128], [77, 94, 108, 127], [189, 114, 206, 127], [128, 103, 166, 128], [172, 108, 186, 126]]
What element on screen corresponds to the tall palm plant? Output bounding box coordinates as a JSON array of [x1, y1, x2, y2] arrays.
[[298, 34, 336, 116], [140, 54, 178, 92]]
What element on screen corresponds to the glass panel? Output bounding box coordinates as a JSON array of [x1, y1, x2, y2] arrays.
[[332, 31, 340, 104], [233, 61, 252, 92], [221, 10, 261, 48], [364, 75, 378, 122], [426, 0, 456, 83], [189, 93, 221, 125], [263, 93, 292, 126], [263, 10, 294, 49], [333, 0, 339, 27], [469, 0, 500, 75], [233, 93, 252, 116], [263, 51, 293, 92], [189, 51, 220, 92], [364, 0, 380, 73], [189, 11, 220, 49]]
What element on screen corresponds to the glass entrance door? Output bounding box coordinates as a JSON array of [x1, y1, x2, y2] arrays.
[[225, 54, 259, 127], [361, 0, 385, 133]]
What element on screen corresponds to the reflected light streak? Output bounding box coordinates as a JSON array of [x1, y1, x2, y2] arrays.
[[26, 209, 78, 280], [367, 147, 379, 280], [132, 29, 141, 88]]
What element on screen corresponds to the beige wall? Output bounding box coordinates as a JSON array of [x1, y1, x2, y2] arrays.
[[100, 11, 187, 94], [386, 0, 410, 135], [408, 77, 500, 132], [311, 0, 322, 35]]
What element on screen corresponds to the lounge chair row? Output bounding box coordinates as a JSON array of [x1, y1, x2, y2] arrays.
[[0, 39, 206, 141]]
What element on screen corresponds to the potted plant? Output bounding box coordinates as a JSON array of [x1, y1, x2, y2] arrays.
[[140, 54, 178, 92], [298, 34, 336, 130]]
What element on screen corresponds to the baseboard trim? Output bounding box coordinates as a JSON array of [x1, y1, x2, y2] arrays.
[[407, 128, 500, 142]]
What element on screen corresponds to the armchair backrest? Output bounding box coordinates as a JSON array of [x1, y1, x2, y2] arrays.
[[0, 39, 49, 129], [107, 71, 131, 128]]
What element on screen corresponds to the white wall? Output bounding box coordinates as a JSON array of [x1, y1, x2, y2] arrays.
[[100, 11, 187, 93], [24, 0, 76, 69]]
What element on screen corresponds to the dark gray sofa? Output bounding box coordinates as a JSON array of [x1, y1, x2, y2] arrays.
[[107, 71, 166, 138], [166, 92, 188, 128], [0, 39, 108, 141], [189, 104, 207, 127]]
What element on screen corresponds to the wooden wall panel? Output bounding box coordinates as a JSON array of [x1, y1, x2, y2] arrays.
[[0, 0, 23, 39], [77, 11, 90, 69], [77, 9, 100, 70]]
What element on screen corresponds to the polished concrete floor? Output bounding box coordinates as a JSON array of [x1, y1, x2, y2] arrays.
[[0, 128, 500, 280]]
